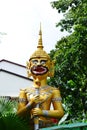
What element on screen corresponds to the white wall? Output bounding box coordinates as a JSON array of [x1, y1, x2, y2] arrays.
[[0, 71, 33, 96], [0, 60, 27, 77]]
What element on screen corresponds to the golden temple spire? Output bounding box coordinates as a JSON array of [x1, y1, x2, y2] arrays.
[[37, 23, 43, 49]]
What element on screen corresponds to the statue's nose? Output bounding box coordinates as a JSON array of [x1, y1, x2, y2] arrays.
[[37, 61, 41, 65]]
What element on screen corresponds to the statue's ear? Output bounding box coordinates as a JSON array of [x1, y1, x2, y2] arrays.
[[48, 60, 55, 77], [26, 61, 32, 77], [26, 61, 31, 68]]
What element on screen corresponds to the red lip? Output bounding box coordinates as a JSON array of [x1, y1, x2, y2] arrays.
[[31, 66, 48, 75]]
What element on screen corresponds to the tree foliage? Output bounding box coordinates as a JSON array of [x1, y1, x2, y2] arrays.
[[48, 0, 87, 122], [51, 0, 87, 33]]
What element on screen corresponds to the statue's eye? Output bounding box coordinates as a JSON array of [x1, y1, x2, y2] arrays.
[[40, 60, 47, 65], [32, 60, 38, 64]]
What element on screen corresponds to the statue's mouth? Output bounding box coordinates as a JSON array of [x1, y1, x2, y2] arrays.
[[31, 65, 48, 75]]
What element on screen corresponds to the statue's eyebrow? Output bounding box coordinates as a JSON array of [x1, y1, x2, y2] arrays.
[[32, 60, 38, 62], [40, 60, 47, 62]]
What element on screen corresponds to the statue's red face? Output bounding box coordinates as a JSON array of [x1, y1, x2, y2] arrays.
[[30, 58, 50, 76]]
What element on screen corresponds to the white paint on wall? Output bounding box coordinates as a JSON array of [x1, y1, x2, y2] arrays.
[[0, 60, 27, 77], [0, 71, 33, 96]]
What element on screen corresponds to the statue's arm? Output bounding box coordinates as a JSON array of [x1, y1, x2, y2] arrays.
[[17, 89, 33, 116], [17, 89, 40, 116], [48, 88, 64, 119], [41, 88, 64, 119]]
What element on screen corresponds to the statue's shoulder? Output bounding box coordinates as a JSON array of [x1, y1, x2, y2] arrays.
[[50, 86, 59, 91], [20, 88, 26, 91], [24, 87, 32, 93], [19, 88, 26, 93], [49, 86, 60, 94], [19, 87, 32, 93]]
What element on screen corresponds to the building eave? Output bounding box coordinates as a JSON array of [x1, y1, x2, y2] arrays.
[[0, 59, 26, 68], [0, 69, 33, 81]]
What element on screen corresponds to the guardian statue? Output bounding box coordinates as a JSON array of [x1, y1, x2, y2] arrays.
[[17, 25, 64, 130]]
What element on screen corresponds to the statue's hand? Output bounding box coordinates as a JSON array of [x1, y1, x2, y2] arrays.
[[31, 108, 42, 116], [30, 95, 40, 104], [40, 95, 48, 102]]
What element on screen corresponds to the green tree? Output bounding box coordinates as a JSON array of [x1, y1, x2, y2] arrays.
[[48, 0, 87, 122], [51, 0, 87, 33]]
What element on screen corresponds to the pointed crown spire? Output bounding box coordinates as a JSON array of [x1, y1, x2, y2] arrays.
[[37, 23, 43, 49], [29, 24, 50, 60]]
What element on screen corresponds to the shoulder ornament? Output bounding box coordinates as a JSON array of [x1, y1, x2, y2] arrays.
[[52, 97, 62, 102]]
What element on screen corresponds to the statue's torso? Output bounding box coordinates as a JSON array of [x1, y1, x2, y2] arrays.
[[25, 85, 58, 123], [25, 86, 55, 110], [18, 86, 63, 127]]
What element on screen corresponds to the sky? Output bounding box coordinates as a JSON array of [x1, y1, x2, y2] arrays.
[[0, 0, 68, 65]]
